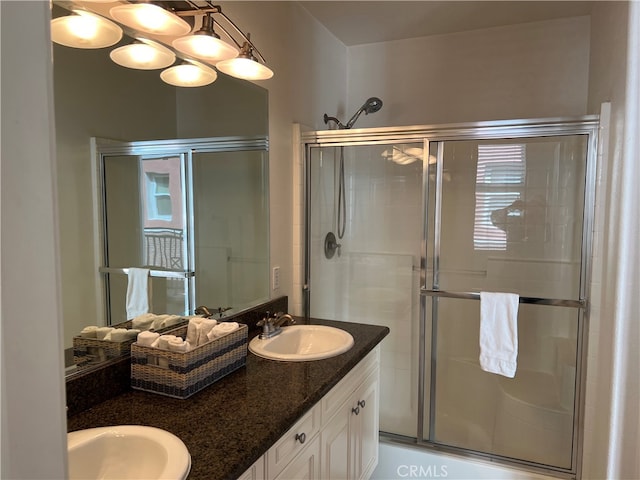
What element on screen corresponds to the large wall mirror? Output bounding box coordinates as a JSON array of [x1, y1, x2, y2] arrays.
[[52, 5, 270, 372]]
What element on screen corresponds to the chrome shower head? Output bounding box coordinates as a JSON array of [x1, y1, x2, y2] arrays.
[[323, 96, 383, 129], [363, 97, 383, 114]]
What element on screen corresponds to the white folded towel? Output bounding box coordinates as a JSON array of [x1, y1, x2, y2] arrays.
[[95, 327, 114, 340], [207, 322, 239, 341], [126, 268, 151, 320], [131, 313, 156, 331], [79, 326, 98, 338], [168, 337, 189, 353], [155, 335, 179, 350], [159, 315, 184, 329], [479, 292, 519, 378], [150, 314, 171, 331], [137, 331, 159, 347], [105, 328, 140, 342], [196, 319, 218, 346], [186, 317, 215, 345]]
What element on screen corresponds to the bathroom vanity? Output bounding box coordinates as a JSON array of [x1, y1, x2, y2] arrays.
[[67, 318, 389, 479]]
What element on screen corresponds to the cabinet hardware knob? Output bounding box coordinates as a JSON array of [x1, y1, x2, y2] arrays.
[[295, 432, 306, 444], [352, 406, 360, 415], [358, 399, 366, 409]]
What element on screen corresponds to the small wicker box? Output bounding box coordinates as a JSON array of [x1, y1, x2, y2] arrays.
[[73, 320, 135, 367], [130, 323, 248, 399], [72, 318, 190, 367]]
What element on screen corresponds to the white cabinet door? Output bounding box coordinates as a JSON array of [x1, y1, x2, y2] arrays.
[[237, 456, 265, 480], [255, 348, 381, 480], [351, 369, 379, 480], [321, 402, 351, 480], [267, 405, 321, 479], [321, 349, 380, 480], [274, 434, 321, 480]]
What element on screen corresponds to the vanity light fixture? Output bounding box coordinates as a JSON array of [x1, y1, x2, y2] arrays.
[[52, 1, 274, 84], [110, 39, 176, 70], [160, 60, 217, 87], [172, 13, 238, 63], [216, 39, 274, 81], [109, 2, 192, 36], [50, 9, 123, 49]]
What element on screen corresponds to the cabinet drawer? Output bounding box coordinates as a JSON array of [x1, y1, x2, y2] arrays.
[[321, 347, 379, 424], [267, 404, 321, 478]]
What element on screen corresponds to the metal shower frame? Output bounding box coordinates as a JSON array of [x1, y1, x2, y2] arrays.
[[301, 115, 599, 479]]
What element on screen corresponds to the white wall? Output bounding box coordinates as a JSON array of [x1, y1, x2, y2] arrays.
[[584, 2, 640, 479], [1, 2, 67, 478], [1, 1, 347, 477], [218, 2, 348, 310], [346, 16, 591, 127]]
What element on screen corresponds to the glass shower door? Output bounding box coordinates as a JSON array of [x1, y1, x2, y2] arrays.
[[424, 135, 589, 470], [102, 153, 190, 324], [308, 142, 424, 438]]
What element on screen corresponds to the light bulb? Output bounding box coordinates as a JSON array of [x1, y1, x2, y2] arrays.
[[173, 35, 238, 62], [110, 4, 192, 36], [51, 10, 122, 49], [160, 62, 217, 87], [216, 57, 273, 81], [110, 40, 175, 70]]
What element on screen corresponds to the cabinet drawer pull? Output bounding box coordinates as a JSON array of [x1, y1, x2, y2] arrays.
[[295, 432, 306, 444], [352, 406, 360, 415], [358, 400, 366, 409]]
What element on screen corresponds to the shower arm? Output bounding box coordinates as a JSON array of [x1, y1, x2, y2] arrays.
[[323, 114, 347, 129], [323, 107, 366, 130], [343, 107, 367, 129]]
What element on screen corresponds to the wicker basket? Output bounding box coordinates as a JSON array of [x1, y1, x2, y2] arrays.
[[72, 321, 136, 367], [72, 318, 189, 367], [130, 323, 248, 399]]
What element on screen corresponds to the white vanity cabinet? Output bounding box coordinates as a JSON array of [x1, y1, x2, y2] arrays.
[[321, 349, 379, 480], [237, 456, 265, 480], [240, 347, 380, 480]]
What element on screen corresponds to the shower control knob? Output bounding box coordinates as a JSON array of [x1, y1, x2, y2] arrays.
[[324, 232, 342, 259]]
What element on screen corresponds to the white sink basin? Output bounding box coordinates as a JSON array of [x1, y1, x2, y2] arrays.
[[249, 325, 354, 361], [67, 425, 191, 480]]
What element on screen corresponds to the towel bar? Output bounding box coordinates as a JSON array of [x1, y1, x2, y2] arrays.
[[99, 267, 195, 279], [420, 289, 585, 309]]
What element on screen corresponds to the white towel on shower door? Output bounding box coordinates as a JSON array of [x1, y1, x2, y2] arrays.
[[479, 291, 519, 378], [126, 268, 151, 320]]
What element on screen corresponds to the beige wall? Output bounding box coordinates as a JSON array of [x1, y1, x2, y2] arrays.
[[217, 1, 349, 309], [346, 16, 591, 127], [1, 2, 67, 478], [3, 1, 639, 478], [584, 2, 639, 479]]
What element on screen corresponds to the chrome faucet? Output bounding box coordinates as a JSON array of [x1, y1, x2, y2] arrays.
[[257, 312, 296, 339]]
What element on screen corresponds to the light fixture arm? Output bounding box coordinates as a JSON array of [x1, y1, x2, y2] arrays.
[[176, 5, 268, 63]]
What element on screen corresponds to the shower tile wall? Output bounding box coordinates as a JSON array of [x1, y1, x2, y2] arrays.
[[309, 144, 423, 437]]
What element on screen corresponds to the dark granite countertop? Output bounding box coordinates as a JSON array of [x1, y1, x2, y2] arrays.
[[67, 318, 389, 480]]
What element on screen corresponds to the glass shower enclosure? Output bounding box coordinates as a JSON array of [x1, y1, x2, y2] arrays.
[[96, 136, 270, 325], [303, 117, 598, 477]]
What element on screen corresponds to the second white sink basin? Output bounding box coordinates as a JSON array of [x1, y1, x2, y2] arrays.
[[249, 324, 354, 361], [67, 425, 191, 480]]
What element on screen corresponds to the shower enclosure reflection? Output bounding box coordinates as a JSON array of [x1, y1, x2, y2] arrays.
[[99, 137, 269, 327]]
